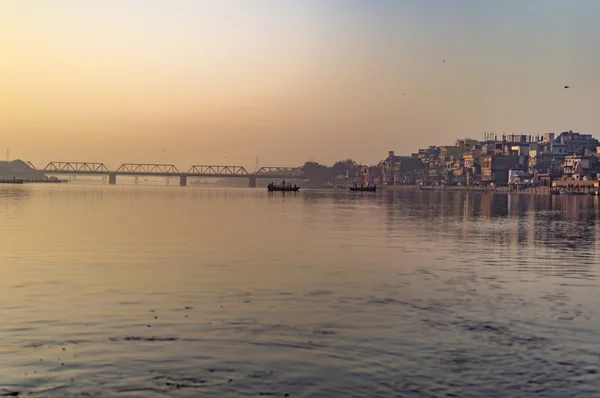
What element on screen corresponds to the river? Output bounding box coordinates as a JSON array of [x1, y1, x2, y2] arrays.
[[1, 185, 599, 397]]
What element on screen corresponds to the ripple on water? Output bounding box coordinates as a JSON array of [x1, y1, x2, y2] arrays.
[[22, 340, 91, 349], [109, 336, 179, 342], [3, 188, 600, 397]]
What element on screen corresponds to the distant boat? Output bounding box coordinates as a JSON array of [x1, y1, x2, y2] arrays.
[[350, 186, 376, 192], [0, 178, 24, 184], [267, 185, 300, 192]]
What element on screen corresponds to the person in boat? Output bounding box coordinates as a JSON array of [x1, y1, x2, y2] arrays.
[[282, 180, 286, 188], [293, 184, 297, 189]]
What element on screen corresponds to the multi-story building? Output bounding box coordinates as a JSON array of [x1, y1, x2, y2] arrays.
[[379, 151, 425, 185], [481, 155, 520, 185], [417, 146, 439, 163], [378, 130, 599, 187], [527, 131, 596, 175], [554, 131, 599, 155], [359, 165, 382, 186], [455, 138, 480, 151], [563, 155, 597, 179]]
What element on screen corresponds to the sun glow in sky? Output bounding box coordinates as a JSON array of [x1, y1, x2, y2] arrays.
[[2, 0, 600, 168]]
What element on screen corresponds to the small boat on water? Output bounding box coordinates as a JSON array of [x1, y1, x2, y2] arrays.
[[350, 185, 376, 192], [0, 178, 24, 184], [267, 184, 300, 192]]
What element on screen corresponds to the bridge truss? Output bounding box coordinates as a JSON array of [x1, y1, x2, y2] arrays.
[[256, 167, 302, 177], [38, 161, 303, 179], [186, 165, 249, 176], [44, 162, 110, 173], [116, 163, 180, 175]]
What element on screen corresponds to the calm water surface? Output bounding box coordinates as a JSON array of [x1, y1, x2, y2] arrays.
[[1, 185, 600, 397]]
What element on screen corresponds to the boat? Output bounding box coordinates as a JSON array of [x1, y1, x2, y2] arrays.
[[349, 186, 376, 192], [0, 178, 24, 184], [267, 184, 300, 192]]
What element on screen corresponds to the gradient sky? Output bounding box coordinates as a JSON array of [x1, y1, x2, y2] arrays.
[[2, 0, 600, 169]]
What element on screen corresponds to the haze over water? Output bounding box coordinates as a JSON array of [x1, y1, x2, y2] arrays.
[[1, 185, 599, 397], [3, 1, 600, 166]]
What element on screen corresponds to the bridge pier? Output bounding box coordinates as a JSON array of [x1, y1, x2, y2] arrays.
[[249, 176, 256, 188], [180, 175, 187, 187], [109, 173, 117, 185]]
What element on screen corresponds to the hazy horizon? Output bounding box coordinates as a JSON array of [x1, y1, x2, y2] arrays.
[[2, 0, 600, 169]]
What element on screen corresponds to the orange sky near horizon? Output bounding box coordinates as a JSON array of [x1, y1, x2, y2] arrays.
[[2, 1, 600, 169]]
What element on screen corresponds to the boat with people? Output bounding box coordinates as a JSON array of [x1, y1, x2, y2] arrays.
[[267, 180, 300, 192], [349, 184, 376, 192]]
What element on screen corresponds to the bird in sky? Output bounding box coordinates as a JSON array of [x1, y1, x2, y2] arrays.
[[564, 85, 570, 89]]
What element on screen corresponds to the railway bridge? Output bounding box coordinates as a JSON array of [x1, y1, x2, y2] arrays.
[[31, 162, 303, 187]]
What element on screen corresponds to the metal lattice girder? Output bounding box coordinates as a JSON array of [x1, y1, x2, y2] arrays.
[[24, 161, 36, 170], [186, 165, 249, 176], [256, 167, 302, 176], [116, 163, 180, 174], [44, 162, 110, 173]]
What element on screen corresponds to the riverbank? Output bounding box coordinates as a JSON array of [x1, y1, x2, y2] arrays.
[[0, 179, 69, 184], [24, 179, 69, 184], [384, 185, 553, 195]]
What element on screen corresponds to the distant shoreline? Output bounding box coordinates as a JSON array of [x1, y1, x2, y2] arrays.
[[382, 185, 555, 195]]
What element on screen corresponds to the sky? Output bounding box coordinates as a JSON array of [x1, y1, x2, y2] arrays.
[[2, 0, 600, 169]]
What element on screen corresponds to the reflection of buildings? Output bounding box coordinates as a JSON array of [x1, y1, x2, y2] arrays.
[[380, 190, 598, 279]]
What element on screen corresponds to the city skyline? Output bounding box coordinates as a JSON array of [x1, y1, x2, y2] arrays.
[[2, 1, 600, 169]]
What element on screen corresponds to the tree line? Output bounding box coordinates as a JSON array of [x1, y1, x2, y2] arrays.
[[301, 159, 361, 186]]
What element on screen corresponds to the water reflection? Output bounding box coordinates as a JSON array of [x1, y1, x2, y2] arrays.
[[1, 186, 600, 397], [379, 191, 599, 280], [0, 185, 30, 200]]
